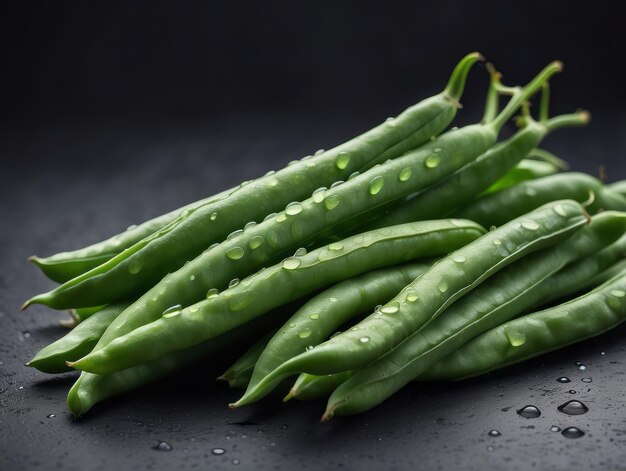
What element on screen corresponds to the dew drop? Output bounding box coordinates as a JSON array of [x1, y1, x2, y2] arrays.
[[47, 413, 56, 418], [162, 304, 182, 316], [153, 441, 173, 451], [331, 180, 344, 188], [232, 459, 240, 465], [399, 167, 413, 182], [248, 235, 264, 250], [226, 247, 244, 260], [522, 221, 540, 230], [581, 377, 592, 383], [228, 229, 244, 240], [335, 151, 351, 170], [348, 171, 360, 180], [611, 289, 625, 298], [359, 336, 370, 344], [276, 213, 287, 222], [578, 365, 586, 371], [329, 242, 344, 251], [309, 313, 320, 320], [286, 202, 303, 216], [452, 254, 466, 263], [189, 305, 199, 313], [562, 427, 585, 439], [381, 302, 400, 314], [306, 345, 314, 351], [505, 329, 526, 347], [314, 149, 325, 156], [517, 405, 541, 418], [324, 195, 340, 210], [128, 260, 142, 274], [553, 204, 567, 217], [568, 390, 577, 394], [493, 239, 502, 246], [486, 446, 494, 452], [209, 242, 219, 250], [189, 275, 196, 281], [282, 257, 301, 270], [267, 177, 279, 187], [210, 212, 218, 221], [368, 176, 385, 195], [229, 278, 240, 288], [550, 426, 561, 432], [425, 155, 440, 168], [23, 331, 31, 338], [557, 377, 571, 383], [488, 430, 501, 437], [244, 221, 256, 231], [212, 448, 225, 455], [289, 323, 297, 328], [312, 187, 326, 203], [298, 329, 312, 339], [405, 291, 419, 302], [437, 282, 449, 293], [329, 297, 338, 303], [557, 400, 589, 416], [163, 311, 181, 318], [264, 212, 277, 222], [206, 288, 219, 299]]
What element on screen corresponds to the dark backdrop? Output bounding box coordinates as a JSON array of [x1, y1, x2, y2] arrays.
[[1, 3, 625, 471]]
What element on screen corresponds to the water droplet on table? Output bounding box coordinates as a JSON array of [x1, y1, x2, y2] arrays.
[[562, 427, 585, 439], [558, 400, 588, 415], [212, 448, 225, 455], [517, 405, 541, 418], [153, 441, 173, 451], [488, 430, 501, 437], [557, 377, 571, 383]]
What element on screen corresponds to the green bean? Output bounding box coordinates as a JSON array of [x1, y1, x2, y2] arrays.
[[525, 148, 569, 169], [534, 233, 626, 306], [453, 172, 626, 227], [419, 270, 626, 382], [217, 329, 277, 389], [607, 180, 626, 198], [67, 308, 289, 417], [245, 263, 430, 393], [27, 303, 130, 374], [69, 220, 486, 374], [585, 259, 626, 288], [358, 111, 587, 230], [481, 158, 562, 195], [321, 211, 626, 418], [232, 200, 588, 407], [24, 53, 483, 309], [287, 371, 354, 402]]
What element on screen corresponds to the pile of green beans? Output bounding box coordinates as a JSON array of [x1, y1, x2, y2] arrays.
[[21, 54, 626, 421]]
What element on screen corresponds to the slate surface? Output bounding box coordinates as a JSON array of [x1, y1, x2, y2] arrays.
[[1, 117, 625, 470]]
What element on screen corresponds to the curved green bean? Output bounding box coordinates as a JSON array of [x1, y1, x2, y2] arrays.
[[287, 371, 354, 402], [232, 200, 588, 407], [420, 270, 626, 381], [217, 329, 277, 389], [453, 172, 626, 227], [607, 180, 626, 198], [245, 263, 430, 393], [69, 220, 486, 374], [586, 259, 626, 288], [27, 302, 129, 374], [321, 211, 626, 418], [67, 307, 290, 417], [25, 53, 483, 308], [359, 111, 586, 230]]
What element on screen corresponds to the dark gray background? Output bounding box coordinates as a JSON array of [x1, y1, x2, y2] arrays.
[[1, 1, 625, 470]]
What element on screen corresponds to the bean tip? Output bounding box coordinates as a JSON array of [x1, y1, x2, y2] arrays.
[[228, 402, 239, 409], [19, 300, 31, 311], [65, 360, 77, 369], [320, 410, 334, 423], [215, 375, 228, 382], [282, 390, 295, 403], [578, 109, 591, 123]]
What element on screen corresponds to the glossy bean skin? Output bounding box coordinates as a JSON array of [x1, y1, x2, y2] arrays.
[[245, 263, 430, 393], [322, 211, 626, 417], [482, 158, 561, 195], [27, 303, 129, 374], [288, 371, 354, 402], [586, 259, 626, 287], [534, 233, 626, 306], [232, 200, 588, 407], [607, 180, 626, 198], [25, 54, 482, 309], [67, 308, 290, 417], [453, 172, 626, 227], [217, 329, 277, 389], [420, 271, 626, 382], [359, 111, 586, 230], [70, 220, 486, 374]]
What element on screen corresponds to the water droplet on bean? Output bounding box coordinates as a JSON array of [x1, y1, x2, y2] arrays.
[[335, 152, 351, 170], [381, 302, 400, 314], [331, 180, 344, 188], [226, 247, 244, 260], [298, 329, 312, 339], [505, 329, 526, 347], [437, 282, 449, 293], [359, 337, 370, 344], [210, 212, 218, 221], [324, 195, 340, 210], [329, 297, 338, 303], [314, 149, 325, 156], [553, 204, 567, 217], [249, 235, 264, 250], [286, 202, 303, 216], [128, 260, 142, 274], [329, 242, 343, 251], [207, 288, 219, 299], [405, 291, 418, 302], [229, 278, 240, 288], [452, 254, 466, 263], [282, 257, 301, 270], [522, 221, 540, 230], [312, 187, 326, 203], [399, 167, 412, 181], [309, 313, 320, 320], [276, 213, 287, 222], [425, 155, 440, 168], [368, 176, 385, 195], [189, 305, 199, 313]]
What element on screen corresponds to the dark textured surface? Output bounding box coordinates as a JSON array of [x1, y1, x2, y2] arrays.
[[1, 114, 625, 470]]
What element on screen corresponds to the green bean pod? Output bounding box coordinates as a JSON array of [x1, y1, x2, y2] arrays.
[[585, 259, 626, 288], [321, 211, 626, 418], [607, 180, 626, 198], [534, 233, 626, 306], [217, 329, 277, 389], [245, 263, 430, 393], [27, 302, 129, 374], [482, 158, 562, 195], [453, 172, 626, 227], [67, 307, 290, 417], [287, 371, 354, 402], [232, 200, 588, 407], [360, 111, 587, 230], [25, 53, 483, 307], [69, 220, 486, 374], [420, 270, 626, 382]]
